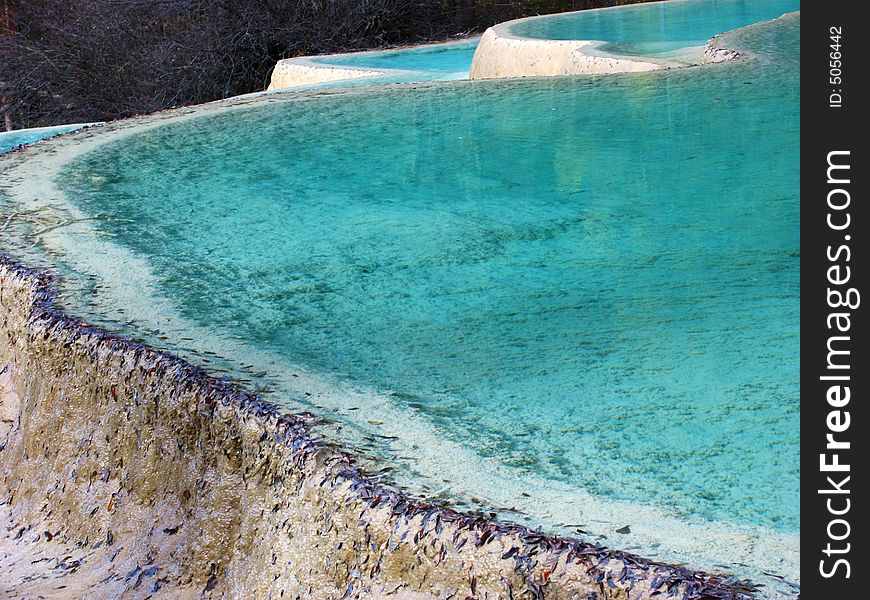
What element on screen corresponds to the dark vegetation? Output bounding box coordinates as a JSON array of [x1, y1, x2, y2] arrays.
[[1, 0, 648, 129]]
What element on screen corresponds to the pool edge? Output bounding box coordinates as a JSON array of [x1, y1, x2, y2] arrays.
[[0, 255, 758, 598]]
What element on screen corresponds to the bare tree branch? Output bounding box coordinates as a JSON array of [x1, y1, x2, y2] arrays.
[[1, 0, 650, 128]]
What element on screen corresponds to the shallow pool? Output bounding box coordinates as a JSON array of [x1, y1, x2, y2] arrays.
[[1, 2, 800, 595], [0, 123, 96, 154], [310, 39, 479, 79], [510, 0, 798, 57], [60, 12, 799, 532]]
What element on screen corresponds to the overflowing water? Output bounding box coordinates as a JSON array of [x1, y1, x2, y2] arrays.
[[0, 123, 97, 155], [310, 40, 479, 81], [2, 1, 800, 595], [511, 0, 797, 57]]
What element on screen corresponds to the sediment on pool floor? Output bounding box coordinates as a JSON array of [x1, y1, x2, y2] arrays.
[[0, 256, 756, 599]]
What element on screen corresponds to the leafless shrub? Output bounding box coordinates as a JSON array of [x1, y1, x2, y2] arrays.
[[1, 0, 648, 129]]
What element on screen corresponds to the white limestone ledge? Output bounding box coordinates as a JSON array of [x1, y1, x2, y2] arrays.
[[469, 21, 662, 79], [268, 60, 382, 91]]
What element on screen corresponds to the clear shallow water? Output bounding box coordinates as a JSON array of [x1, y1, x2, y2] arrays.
[[311, 40, 478, 78], [510, 0, 798, 56], [0, 123, 95, 154], [59, 11, 799, 536]]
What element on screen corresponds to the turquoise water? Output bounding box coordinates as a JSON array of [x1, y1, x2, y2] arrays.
[[312, 40, 478, 77], [511, 0, 798, 56], [265, 40, 477, 93], [58, 11, 799, 534], [0, 123, 94, 154]]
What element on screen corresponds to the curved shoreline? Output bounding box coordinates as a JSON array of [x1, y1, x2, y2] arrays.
[[469, 19, 662, 79], [469, 2, 797, 79], [0, 255, 758, 598], [1, 9, 804, 600], [268, 38, 479, 91], [0, 76, 799, 598]]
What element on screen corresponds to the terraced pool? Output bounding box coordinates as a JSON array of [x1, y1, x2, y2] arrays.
[[0, 1, 800, 596], [310, 39, 479, 80], [510, 0, 798, 57]]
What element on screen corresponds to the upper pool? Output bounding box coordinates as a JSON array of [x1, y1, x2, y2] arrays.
[[0, 123, 96, 154], [310, 39, 479, 79], [510, 0, 798, 56], [1, 3, 800, 596]]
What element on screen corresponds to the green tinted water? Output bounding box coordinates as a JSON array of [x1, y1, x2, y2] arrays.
[[0, 123, 95, 154], [59, 10, 799, 537], [511, 0, 798, 56], [311, 40, 478, 79]]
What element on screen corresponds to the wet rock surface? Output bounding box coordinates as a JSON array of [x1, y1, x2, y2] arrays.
[[0, 256, 756, 598]]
